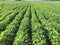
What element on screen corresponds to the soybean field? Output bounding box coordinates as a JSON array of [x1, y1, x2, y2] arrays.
[[0, 2, 60, 45]]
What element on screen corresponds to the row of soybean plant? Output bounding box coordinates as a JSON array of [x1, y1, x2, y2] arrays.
[[0, 5, 25, 32], [0, 5, 28, 45], [34, 6, 59, 45], [31, 7, 47, 45], [0, 4, 22, 21], [35, 3, 60, 30], [13, 6, 31, 45], [0, 2, 24, 17], [0, 3, 16, 17], [36, 5, 60, 39]]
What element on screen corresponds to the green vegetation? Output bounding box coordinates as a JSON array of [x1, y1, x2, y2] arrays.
[[0, 2, 59, 45]]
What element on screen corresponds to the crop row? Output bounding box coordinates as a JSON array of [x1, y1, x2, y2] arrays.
[[0, 2, 60, 45], [0, 5, 28, 45]]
